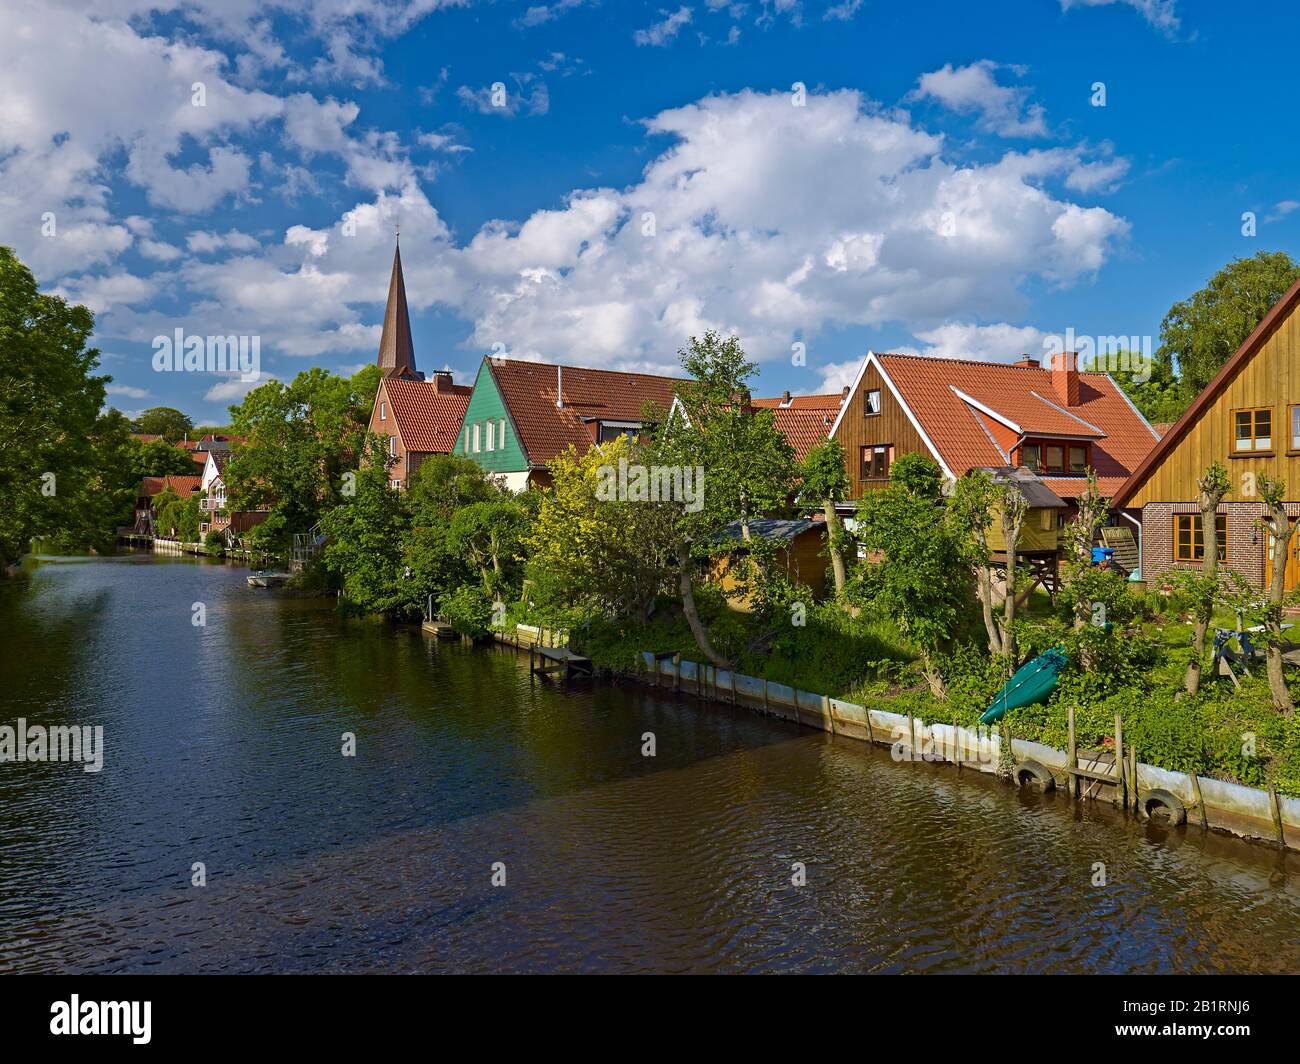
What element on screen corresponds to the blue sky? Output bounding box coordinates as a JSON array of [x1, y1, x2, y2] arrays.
[[3, 0, 1298, 423]]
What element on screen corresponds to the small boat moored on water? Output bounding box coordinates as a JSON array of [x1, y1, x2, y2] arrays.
[[247, 570, 290, 588]]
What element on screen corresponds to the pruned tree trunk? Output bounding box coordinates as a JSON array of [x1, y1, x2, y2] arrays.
[[1001, 506, 1024, 661], [676, 540, 732, 670], [920, 649, 947, 699], [1262, 500, 1297, 714], [823, 498, 847, 596], [1183, 477, 1226, 697], [972, 526, 1000, 655]]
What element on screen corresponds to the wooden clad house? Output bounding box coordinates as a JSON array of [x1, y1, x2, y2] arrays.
[[364, 240, 472, 487], [1112, 277, 1300, 590], [826, 349, 1161, 584], [711, 518, 830, 606], [458, 358, 685, 491]]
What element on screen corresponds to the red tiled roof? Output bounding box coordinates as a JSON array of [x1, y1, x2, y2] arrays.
[[384, 377, 471, 454], [772, 407, 833, 463], [754, 393, 845, 410], [489, 359, 686, 466], [871, 353, 1160, 498], [138, 475, 203, 499]]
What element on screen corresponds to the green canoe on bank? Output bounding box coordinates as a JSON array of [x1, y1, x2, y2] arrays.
[[978, 648, 1069, 725]]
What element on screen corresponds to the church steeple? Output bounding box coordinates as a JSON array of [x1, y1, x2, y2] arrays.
[[377, 235, 418, 379]]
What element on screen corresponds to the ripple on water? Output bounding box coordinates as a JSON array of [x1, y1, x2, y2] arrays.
[[0, 557, 1298, 973]]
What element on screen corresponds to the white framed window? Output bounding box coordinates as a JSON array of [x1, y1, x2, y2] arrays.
[[391, 479, 401, 491], [389, 436, 397, 456], [865, 388, 881, 416], [499, 418, 506, 448], [472, 423, 480, 452], [486, 420, 495, 451], [380, 401, 386, 421]]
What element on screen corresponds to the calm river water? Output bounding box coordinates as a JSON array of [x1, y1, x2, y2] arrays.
[[1, 555, 1297, 974]]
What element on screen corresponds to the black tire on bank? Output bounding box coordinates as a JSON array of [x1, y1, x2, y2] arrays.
[[1014, 759, 1056, 792], [1142, 789, 1187, 826]]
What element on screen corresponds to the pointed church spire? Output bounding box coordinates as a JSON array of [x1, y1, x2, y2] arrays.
[[377, 234, 418, 378]]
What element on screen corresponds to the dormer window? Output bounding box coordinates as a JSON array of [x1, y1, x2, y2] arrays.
[[1020, 440, 1090, 475]]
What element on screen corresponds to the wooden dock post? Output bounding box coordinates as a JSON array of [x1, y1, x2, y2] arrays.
[[822, 694, 836, 735], [1268, 784, 1286, 849], [1067, 705, 1078, 801], [1189, 771, 1208, 831], [1129, 745, 1139, 812], [1114, 713, 1126, 808]]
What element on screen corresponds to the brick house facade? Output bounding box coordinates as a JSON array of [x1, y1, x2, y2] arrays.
[[1136, 502, 1300, 590]]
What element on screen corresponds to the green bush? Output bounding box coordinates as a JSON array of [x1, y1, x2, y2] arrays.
[[203, 530, 225, 555], [439, 585, 494, 638]]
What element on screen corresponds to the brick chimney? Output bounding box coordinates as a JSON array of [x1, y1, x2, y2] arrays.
[[1013, 354, 1039, 368], [781, 390, 791, 406], [1051, 351, 1080, 406], [430, 370, 454, 392]]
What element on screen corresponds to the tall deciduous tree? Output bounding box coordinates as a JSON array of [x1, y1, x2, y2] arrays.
[[318, 436, 409, 615], [999, 485, 1028, 661], [225, 368, 373, 549], [852, 453, 967, 698], [950, 470, 1003, 656], [133, 406, 194, 442], [526, 436, 676, 620], [0, 247, 108, 567], [1157, 251, 1300, 406], [654, 331, 798, 670], [800, 437, 851, 598]]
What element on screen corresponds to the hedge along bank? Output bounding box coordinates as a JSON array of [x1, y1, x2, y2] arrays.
[[622, 650, 1300, 853]]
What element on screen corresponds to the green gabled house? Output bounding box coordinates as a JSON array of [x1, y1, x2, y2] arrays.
[[457, 357, 685, 490]]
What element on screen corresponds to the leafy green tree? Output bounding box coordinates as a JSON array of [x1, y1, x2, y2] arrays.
[[653, 331, 799, 669], [318, 437, 409, 615], [398, 453, 506, 617], [1113, 368, 1186, 426], [850, 454, 967, 697], [526, 435, 677, 620], [133, 406, 194, 442], [225, 368, 372, 550], [949, 470, 1002, 655], [800, 437, 851, 597], [154, 489, 200, 541], [130, 437, 196, 478], [350, 364, 383, 422], [0, 246, 108, 567], [1157, 251, 1300, 407], [447, 499, 530, 600]]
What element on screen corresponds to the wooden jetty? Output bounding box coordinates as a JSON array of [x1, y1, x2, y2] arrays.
[[421, 620, 457, 639], [529, 644, 593, 680]]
